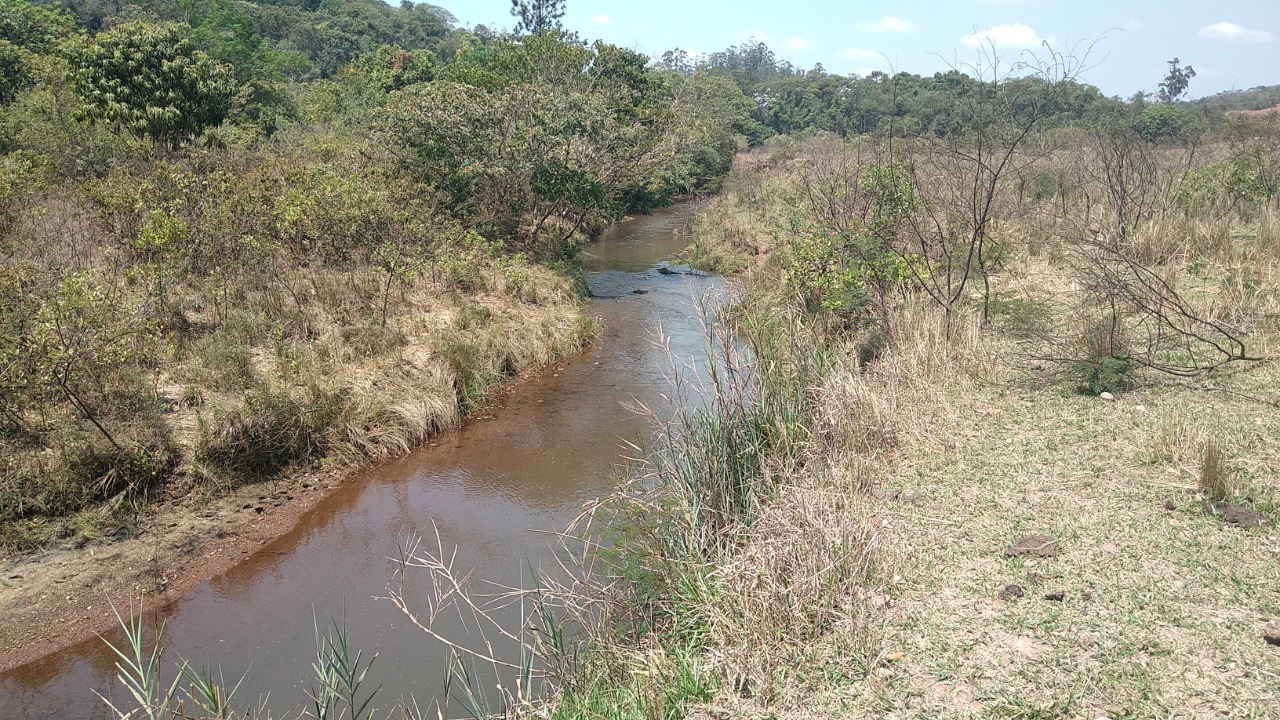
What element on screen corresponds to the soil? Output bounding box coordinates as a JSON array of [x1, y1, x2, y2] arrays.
[[1205, 501, 1269, 527], [997, 584, 1024, 600], [0, 464, 351, 674], [1002, 534, 1061, 558]]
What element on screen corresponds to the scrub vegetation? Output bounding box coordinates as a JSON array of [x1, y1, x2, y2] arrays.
[[0, 0, 752, 551], [5, 0, 1278, 717], [564, 66, 1280, 720]]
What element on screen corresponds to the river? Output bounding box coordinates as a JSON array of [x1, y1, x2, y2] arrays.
[[0, 204, 724, 719]]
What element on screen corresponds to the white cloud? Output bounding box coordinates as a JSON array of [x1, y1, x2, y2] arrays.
[[858, 16, 913, 33], [591, 14, 612, 24], [1199, 22, 1274, 43], [840, 47, 883, 62], [962, 23, 1048, 49], [785, 36, 809, 49]]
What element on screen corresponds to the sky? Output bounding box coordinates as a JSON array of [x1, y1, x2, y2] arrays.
[[441, 0, 1280, 100]]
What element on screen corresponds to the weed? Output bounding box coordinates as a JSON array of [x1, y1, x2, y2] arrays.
[[1072, 356, 1137, 395], [1198, 438, 1234, 500]]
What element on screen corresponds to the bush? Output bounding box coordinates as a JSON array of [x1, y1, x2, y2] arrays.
[[1133, 104, 1204, 144], [1072, 356, 1136, 395], [198, 385, 348, 480]]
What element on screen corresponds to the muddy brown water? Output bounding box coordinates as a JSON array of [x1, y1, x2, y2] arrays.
[[0, 205, 725, 719]]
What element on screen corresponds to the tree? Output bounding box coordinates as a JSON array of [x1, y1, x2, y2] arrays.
[[0, 0, 78, 53], [67, 22, 237, 149], [509, 0, 564, 36], [656, 47, 694, 75], [1157, 57, 1195, 104]]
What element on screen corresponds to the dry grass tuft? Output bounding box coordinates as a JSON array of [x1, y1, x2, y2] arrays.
[[1197, 437, 1234, 500], [1145, 414, 1207, 465], [710, 473, 888, 705]]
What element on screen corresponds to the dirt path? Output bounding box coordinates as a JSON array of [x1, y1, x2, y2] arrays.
[[0, 466, 344, 674]]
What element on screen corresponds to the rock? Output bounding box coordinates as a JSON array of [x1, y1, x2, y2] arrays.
[[998, 584, 1025, 600], [1099, 391, 1116, 402], [1205, 501, 1268, 527], [1163, 500, 1178, 511], [631, 289, 648, 295], [1043, 590, 1066, 602], [1134, 404, 1147, 413], [656, 266, 676, 275], [892, 489, 921, 504], [1003, 534, 1060, 558], [1264, 622, 1280, 646]]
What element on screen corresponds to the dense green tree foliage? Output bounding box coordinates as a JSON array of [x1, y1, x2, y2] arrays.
[[0, 0, 78, 52], [66, 21, 238, 148], [691, 39, 1120, 141], [378, 33, 747, 253]]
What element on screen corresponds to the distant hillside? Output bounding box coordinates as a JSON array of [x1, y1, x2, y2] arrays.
[[1191, 84, 1280, 114]]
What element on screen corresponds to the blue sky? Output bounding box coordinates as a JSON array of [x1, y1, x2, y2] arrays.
[[441, 0, 1280, 99]]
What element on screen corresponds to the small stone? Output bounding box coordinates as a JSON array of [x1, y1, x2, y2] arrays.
[[1043, 590, 1066, 602], [884, 651, 904, 663], [998, 584, 1025, 600], [1099, 391, 1116, 402], [1133, 404, 1147, 413], [1264, 621, 1280, 646], [1206, 501, 1268, 527], [1003, 534, 1060, 558], [1163, 500, 1178, 511]]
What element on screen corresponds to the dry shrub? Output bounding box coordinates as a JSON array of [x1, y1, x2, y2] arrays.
[[824, 299, 988, 453], [815, 369, 897, 459], [883, 297, 990, 382], [323, 362, 462, 465], [711, 475, 887, 702]]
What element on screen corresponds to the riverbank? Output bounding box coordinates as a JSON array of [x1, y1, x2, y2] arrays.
[[0, 263, 593, 673], [548, 138, 1280, 718]]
